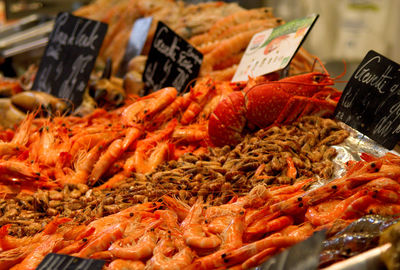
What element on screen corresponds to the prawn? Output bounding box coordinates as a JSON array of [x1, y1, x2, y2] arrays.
[[108, 259, 145, 270], [89, 139, 124, 186]]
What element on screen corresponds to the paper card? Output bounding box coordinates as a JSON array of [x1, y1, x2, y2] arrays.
[[232, 14, 318, 82], [334, 50, 400, 149], [32, 12, 108, 109], [142, 21, 203, 93]]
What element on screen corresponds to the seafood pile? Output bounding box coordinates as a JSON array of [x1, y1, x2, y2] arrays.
[[0, 70, 340, 194], [0, 116, 348, 238], [2, 152, 400, 269]]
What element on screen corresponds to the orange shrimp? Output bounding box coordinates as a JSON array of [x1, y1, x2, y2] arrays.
[[221, 235, 302, 268], [75, 222, 127, 258], [10, 234, 64, 270], [162, 195, 190, 222], [180, 78, 216, 125], [121, 87, 177, 126], [122, 126, 142, 151], [109, 229, 158, 260], [285, 156, 297, 178], [150, 95, 191, 130], [108, 259, 145, 270], [0, 160, 55, 188], [240, 247, 277, 270], [147, 237, 194, 270], [89, 139, 125, 186], [305, 190, 367, 226], [182, 199, 221, 250], [220, 214, 245, 250], [340, 194, 377, 219], [172, 124, 208, 142], [245, 216, 293, 241]]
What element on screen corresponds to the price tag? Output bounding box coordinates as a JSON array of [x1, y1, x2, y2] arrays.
[[117, 17, 153, 77], [232, 14, 318, 82], [334, 50, 400, 149], [36, 253, 105, 270], [32, 12, 108, 109], [142, 21, 203, 92], [256, 230, 326, 270]]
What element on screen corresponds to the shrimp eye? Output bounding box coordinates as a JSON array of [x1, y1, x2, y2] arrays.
[[313, 75, 323, 83]]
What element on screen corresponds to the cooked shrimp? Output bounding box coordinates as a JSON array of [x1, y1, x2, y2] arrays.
[[108, 259, 145, 270], [75, 222, 127, 258], [89, 139, 124, 185], [109, 229, 157, 260]]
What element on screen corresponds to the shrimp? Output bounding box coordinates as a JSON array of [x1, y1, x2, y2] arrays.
[[147, 237, 194, 270], [189, 8, 272, 45], [305, 190, 367, 226], [201, 29, 263, 75], [121, 126, 142, 151], [89, 139, 124, 186], [108, 259, 145, 270], [10, 234, 64, 270], [182, 198, 221, 250], [162, 195, 190, 222], [216, 18, 281, 41], [221, 235, 302, 267], [109, 229, 157, 260], [172, 124, 208, 142], [240, 247, 277, 270], [150, 95, 191, 130], [122, 87, 177, 126], [245, 216, 293, 241], [180, 78, 216, 125], [0, 160, 55, 188], [75, 222, 127, 258]]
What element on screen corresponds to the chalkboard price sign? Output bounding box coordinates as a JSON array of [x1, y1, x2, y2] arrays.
[[334, 50, 400, 149], [32, 12, 108, 109], [143, 21, 203, 93], [37, 253, 105, 270]]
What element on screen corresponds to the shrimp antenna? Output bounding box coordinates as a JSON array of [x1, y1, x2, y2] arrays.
[[182, 77, 199, 94], [332, 59, 347, 82]]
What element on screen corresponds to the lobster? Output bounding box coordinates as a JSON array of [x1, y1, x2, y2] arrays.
[[208, 71, 342, 146]]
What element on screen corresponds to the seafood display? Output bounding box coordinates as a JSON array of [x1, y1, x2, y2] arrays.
[[2, 152, 400, 269], [0, 115, 348, 238], [0, 71, 340, 194], [0, 0, 398, 269]]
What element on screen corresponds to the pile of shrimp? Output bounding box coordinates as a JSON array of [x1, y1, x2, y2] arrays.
[[0, 78, 243, 194], [2, 152, 400, 269]]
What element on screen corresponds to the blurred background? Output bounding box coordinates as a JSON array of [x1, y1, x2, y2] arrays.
[[0, 0, 398, 90]]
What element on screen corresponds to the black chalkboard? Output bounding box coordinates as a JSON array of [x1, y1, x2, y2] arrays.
[[142, 21, 203, 93], [257, 230, 325, 270], [32, 12, 108, 109], [36, 253, 104, 270], [334, 50, 400, 149]]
